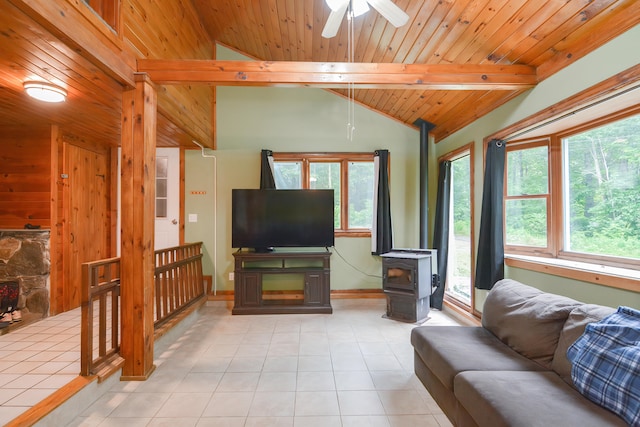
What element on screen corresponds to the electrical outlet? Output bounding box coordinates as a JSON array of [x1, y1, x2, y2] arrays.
[[228, 272, 234, 281]]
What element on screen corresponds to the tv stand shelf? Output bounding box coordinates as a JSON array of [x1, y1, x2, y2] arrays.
[[232, 251, 332, 315]]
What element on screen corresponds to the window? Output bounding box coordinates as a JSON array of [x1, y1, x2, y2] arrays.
[[83, 0, 120, 30], [348, 162, 375, 229], [155, 156, 168, 218], [272, 153, 375, 235], [562, 114, 640, 262], [505, 140, 550, 251], [442, 146, 474, 309], [505, 109, 640, 270]]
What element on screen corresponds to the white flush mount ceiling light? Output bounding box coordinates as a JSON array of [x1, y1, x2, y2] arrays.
[[23, 81, 67, 103], [322, 0, 410, 38]]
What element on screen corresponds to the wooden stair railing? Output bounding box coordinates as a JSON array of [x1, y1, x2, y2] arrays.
[[80, 242, 205, 378], [154, 242, 205, 328], [80, 257, 122, 378]]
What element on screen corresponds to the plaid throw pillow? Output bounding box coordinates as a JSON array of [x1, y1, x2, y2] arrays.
[[567, 306, 640, 427]]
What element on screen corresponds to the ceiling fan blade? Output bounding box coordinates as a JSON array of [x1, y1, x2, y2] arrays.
[[322, 2, 349, 38], [367, 0, 410, 27]]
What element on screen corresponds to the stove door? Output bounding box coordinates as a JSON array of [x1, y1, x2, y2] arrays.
[[382, 258, 417, 293]]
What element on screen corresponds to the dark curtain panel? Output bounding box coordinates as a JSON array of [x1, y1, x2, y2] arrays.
[[474, 139, 506, 290], [372, 149, 393, 255], [431, 160, 451, 309], [260, 149, 276, 189]]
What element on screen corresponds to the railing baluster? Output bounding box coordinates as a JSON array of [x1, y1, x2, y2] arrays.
[[81, 243, 204, 376]]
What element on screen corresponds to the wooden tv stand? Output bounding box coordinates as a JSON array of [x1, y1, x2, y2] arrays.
[[232, 250, 332, 315]]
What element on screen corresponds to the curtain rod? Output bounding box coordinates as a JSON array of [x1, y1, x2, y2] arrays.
[[503, 83, 640, 143]]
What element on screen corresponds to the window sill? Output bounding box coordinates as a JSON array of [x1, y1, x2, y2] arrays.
[[505, 254, 640, 292], [443, 297, 481, 325], [443, 299, 481, 326], [335, 230, 371, 238]]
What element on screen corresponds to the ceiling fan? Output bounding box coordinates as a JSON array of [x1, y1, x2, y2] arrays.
[[322, 0, 410, 38]]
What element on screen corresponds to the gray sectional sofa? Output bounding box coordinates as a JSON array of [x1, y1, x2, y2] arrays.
[[410, 279, 628, 427]]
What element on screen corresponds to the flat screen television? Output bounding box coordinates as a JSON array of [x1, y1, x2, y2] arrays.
[[232, 189, 335, 251]]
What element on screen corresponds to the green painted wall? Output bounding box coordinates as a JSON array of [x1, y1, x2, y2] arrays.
[[436, 24, 640, 311], [184, 149, 216, 281], [185, 28, 640, 307], [185, 45, 420, 293]]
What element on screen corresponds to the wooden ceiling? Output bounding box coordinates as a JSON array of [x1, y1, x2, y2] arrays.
[[193, 0, 640, 141], [0, 0, 639, 147], [0, 0, 125, 143]]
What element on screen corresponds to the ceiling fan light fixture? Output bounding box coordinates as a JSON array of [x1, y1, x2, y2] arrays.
[[322, 0, 409, 38], [352, 0, 370, 17], [325, 0, 347, 12], [23, 81, 67, 103]]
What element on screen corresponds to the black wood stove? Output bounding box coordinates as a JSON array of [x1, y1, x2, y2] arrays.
[[381, 249, 438, 323]]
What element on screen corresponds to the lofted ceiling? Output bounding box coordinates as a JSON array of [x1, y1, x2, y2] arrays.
[[0, 0, 639, 147], [193, 0, 640, 141]]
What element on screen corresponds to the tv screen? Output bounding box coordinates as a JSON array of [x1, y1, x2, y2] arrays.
[[232, 189, 335, 250]]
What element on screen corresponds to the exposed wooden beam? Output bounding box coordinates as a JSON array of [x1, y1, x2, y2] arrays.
[[137, 60, 538, 90], [8, 0, 136, 87]]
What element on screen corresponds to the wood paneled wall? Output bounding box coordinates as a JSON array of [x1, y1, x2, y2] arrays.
[[1, 0, 217, 320], [2, 0, 215, 148], [123, 0, 215, 146], [0, 127, 52, 229]]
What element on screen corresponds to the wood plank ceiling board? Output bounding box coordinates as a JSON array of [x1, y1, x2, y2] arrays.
[[535, 0, 640, 80], [0, 0, 123, 145], [122, 0, 215, 146], [1, 0, 215, 148], [468, 1, 548, 65], [192, 0, 640, 142], [1, 0, 639, 147]]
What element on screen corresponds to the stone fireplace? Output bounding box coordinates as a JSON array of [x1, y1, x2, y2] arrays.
[[0, 230, 50, 321]]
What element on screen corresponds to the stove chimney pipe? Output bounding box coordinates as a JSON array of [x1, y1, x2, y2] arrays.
[[414, 119, 436, 249]]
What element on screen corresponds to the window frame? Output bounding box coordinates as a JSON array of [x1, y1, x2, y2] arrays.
[[155, 156, 169, 219], [272, 152, 377, 237], [504, 105, 640, 271], [440, 143, 476, 316], [503, 137, 555, 257], [83, 0, 121, 31]]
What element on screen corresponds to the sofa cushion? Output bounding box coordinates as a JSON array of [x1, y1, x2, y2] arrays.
[[481, 279, 581, 368], [410, 326, 546, 392], [552, 303, 616, 386], [454, 370, 627, 427]]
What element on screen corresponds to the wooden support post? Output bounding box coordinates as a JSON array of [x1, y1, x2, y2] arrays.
[[120, 73, 157, 380]]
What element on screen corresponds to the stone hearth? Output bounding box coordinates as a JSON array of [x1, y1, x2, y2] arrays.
[[0, 230, 50, 323]]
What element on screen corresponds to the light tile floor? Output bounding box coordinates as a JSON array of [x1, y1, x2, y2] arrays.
[[0, 299, 463, 426], [0, 309, 81, 424], [72, 299, 459, 427]]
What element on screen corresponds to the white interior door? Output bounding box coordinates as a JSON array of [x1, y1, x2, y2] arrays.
[[155, 148, 180, 249]]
